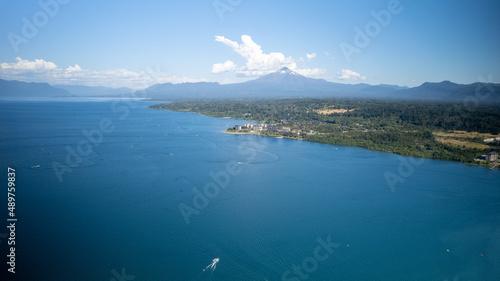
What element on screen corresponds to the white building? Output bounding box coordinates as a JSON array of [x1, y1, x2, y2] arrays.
[[484, 137, 500, 143], [487, 151, 498, 161]]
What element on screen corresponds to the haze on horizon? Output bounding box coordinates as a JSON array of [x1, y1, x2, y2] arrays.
[[0, 0, 499, 89]]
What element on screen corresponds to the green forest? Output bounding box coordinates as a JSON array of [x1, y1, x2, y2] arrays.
[[150, 98, 500, 167]]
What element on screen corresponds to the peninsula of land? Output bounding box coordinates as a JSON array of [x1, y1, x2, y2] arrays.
[[149, 98, 500, 169]]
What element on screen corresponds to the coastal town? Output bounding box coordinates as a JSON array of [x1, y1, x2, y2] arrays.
[[229, 123, 500, 169], [227, 122, 318, 138]]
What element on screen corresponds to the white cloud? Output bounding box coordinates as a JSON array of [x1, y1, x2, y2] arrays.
[[337, 69, 366, 80], [0, 57, 58, 72], [0, 58, 206, 89], [211, 60, 237, 74], [306, 53, 316, 61], [66, 64, 82, 72], [212, 35, 325, 78], [295, 68, 326, 77]]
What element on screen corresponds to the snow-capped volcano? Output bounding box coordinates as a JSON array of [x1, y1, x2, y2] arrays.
[[245, 66, 327, 87], [276, 67, 298, 75]]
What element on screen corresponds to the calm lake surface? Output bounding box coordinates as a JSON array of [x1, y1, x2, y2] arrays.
[[1, 100, 499, 280]]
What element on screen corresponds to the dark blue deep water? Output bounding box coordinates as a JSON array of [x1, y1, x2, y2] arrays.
[[1, 100, 499, 281]]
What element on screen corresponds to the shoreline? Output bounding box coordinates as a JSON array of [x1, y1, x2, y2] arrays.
[[150, 107, 499, 170], [225, 130, 500, 169]]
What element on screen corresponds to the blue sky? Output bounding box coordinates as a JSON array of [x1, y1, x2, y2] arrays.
[[0, 0, 499, 88]]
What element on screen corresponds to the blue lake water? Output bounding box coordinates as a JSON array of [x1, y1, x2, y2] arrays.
[[0, 100, 499, 281]]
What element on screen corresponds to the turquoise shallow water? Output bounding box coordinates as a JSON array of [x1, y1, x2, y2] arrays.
[[0, 100, 499, 281]]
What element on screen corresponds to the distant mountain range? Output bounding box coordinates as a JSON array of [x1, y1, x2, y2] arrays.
[[0, 79, 73, 97], [143, 67, 500, 102], [0, 79, 135, 98], [1, 67, 499, 102], [142, 67, 411, 99], [53, 84, 134, 97]]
